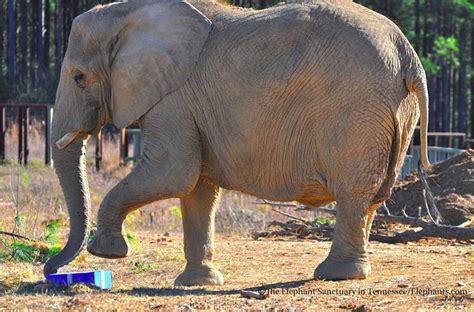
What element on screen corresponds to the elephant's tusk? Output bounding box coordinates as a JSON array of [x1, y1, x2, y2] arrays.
[[56, 132, 82, 149]]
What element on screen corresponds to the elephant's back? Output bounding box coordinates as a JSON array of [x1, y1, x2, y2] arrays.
[[217, 1, 410, 97], [187, 1, 414, 199], [299, 1, 415, 111]]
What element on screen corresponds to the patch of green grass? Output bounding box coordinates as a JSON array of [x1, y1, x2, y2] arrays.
[[168, 205, 182, 220], [44, 219, 61, 245], [0, 219, 63, 263], [26, 160, 47, 169], [131, 261, 155, 273], [9, 241, 41, 262], [314, 216, 336, 226], [44, 219, 62, 259], [126, 230, 141, 251]]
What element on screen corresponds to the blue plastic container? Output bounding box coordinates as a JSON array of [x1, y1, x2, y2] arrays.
[[46, 270, 112, 289]]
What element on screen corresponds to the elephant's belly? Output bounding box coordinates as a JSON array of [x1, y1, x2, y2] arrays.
[[201, 160, 334, 206], [298, 196, 336, 208]]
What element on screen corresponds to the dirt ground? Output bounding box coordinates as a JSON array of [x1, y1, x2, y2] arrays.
[[0, 232, 472, 311], [388, 150, 474, 225]]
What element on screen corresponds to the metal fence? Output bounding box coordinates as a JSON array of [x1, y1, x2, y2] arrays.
[[400, 146, 465, 179]]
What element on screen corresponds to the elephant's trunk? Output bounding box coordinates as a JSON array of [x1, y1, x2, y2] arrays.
[[43, 120, 91, 277]]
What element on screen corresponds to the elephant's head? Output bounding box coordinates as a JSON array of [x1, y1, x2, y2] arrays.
[[45, 0, 212, 276]]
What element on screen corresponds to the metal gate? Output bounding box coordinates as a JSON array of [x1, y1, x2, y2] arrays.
[[400, 146, 465, 179]]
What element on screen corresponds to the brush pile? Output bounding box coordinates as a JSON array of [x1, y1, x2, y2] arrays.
[[252, 150, 474, 243]]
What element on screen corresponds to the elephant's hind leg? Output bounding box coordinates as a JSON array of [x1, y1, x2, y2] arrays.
[[314, 196, 379, 281], [174, 178, 224, 286]]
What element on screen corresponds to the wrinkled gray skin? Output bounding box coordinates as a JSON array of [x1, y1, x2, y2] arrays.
[[46, 0, 430, 285]]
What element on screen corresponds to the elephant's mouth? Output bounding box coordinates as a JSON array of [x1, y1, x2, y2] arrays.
[[56, 131, 88, 149]]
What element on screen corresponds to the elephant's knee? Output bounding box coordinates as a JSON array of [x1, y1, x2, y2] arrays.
[[172, 177, 200, 197]]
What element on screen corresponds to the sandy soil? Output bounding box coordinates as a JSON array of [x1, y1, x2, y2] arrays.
[[0, 232, 472, 311]]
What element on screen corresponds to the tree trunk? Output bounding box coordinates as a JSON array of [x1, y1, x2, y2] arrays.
[[72, 0, 80, 17], [0, 1, 5, 78], [55, 0, 64, 79], [44, 0, 51, 83], [63, 1, 70, 58], [427, 0, 439, 133], [422, 0, 429, 55], [470, 23, 474, 143], [20, 0, 27, 88], [441, 5, 451, 135], [451, 65, 456, 136], [36, 0, 45, 88], [30, 0, 37, 90], [7, 0, 16, 81], [415, 0, 420, 52], [457, 18, 467, 135]]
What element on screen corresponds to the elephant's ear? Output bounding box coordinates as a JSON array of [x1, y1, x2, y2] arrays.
[[109, 1, 212, 129]]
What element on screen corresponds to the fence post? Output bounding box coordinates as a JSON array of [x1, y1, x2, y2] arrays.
[[133, 131, 141, 163], [120, 128, 128, 166], [23, 107, 29, 165], [0, 106, 5, 163], [45, 106, 53, 166], [18, 108, 23, 164], [95, 130, 102, 172]]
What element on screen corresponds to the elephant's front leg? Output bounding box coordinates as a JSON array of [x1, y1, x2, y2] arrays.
[[174, 179, 224, 286], [87, 105, 202, 259]]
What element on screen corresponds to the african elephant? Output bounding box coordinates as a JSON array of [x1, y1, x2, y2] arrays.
[[45, 0, 430, 286]]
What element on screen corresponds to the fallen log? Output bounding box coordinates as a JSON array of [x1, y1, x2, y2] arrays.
[[369, 223, 474, 243]]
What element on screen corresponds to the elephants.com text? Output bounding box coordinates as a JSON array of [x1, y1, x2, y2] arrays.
[[266, 287, 469, 297]]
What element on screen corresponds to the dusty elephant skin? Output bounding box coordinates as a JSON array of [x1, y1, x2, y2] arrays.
[[47, 0, 431, 286]]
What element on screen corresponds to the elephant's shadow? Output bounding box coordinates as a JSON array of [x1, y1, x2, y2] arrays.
[[121, 279, 312, 297], [5, 279, 312, 297]]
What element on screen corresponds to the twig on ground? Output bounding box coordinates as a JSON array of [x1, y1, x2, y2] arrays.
[[270, 208, 309, 224], [240, 290, 268, 300], [253, 199, 306, 209], [0, 231, 33, 241], [252, 192, 474, 243], [374, 207, 429, 227], [254, 199, 337, 214], [369, 224, 474, 243], [418, 161, 443, 224], [251, 229, 295, 239]]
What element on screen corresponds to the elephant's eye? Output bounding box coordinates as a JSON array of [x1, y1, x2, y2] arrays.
[[73, 71, 86, 89]]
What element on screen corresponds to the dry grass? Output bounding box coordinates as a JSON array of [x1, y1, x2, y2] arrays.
[[0, 122, 473, 310], [0, 232, 472, 311]]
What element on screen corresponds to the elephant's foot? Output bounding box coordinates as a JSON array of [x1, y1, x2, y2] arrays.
[[174, 264, 224, 286], [314, 255, 371, 280], [87, 229, 130, 259]]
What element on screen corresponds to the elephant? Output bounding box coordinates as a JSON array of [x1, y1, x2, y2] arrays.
[[45, 0, 430, 286]]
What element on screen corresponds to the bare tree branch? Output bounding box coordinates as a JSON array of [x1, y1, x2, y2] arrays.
[[254, 199, 337, 214], [370, 224, 474, 243], [0, 231, 33, 241], [418, 161, 443, 224], [252, 190, 474, 243], [270, 208, 309, 223]]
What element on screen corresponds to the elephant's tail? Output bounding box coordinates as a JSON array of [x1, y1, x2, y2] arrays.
[[405, 67, 430, 170]]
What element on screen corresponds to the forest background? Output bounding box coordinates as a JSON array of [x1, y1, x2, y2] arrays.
[[0, 0, 473, 141]]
